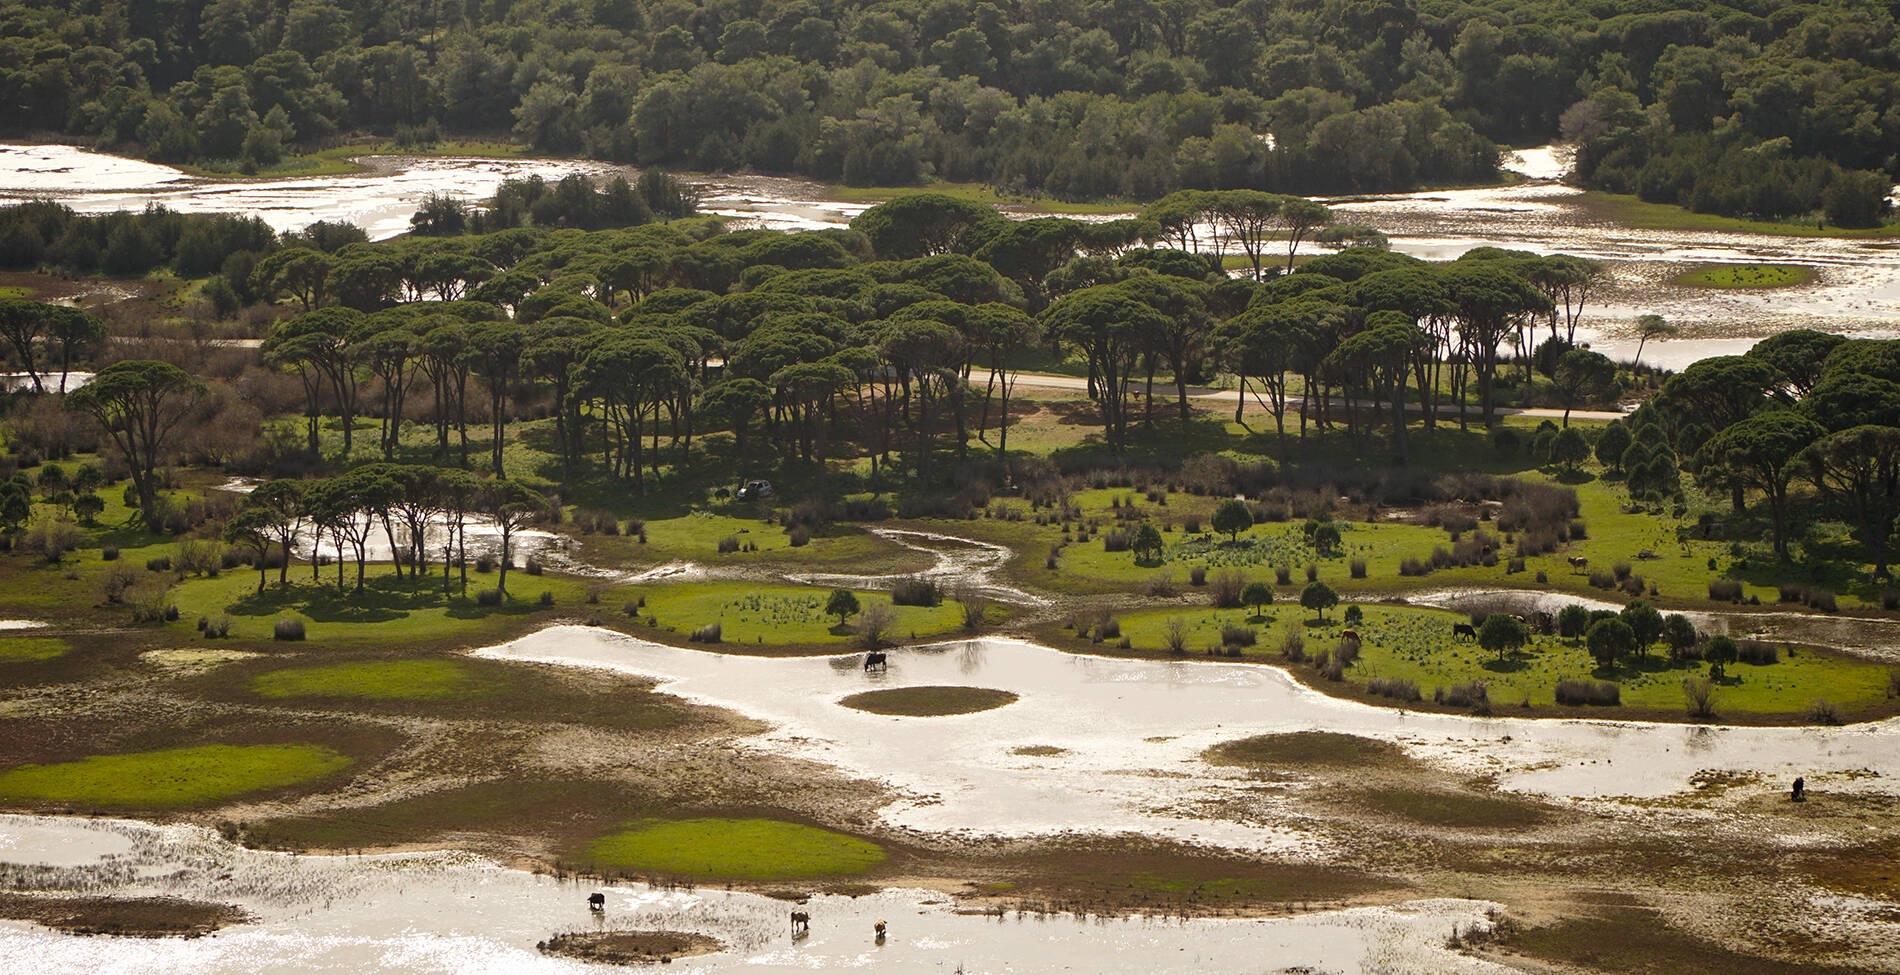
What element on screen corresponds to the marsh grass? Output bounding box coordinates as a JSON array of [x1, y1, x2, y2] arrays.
[[582, 818, 885, 880], [0, 744, 351, 807], [252, 660, 479, 701]]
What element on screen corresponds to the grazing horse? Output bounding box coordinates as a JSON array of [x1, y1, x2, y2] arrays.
[[1452, 622, 1477, 639], [864, 650, 888, 672], [791, 910, 810, 933], [1339, 629, 1360, 643], [1567, 556, 1588, 569], [588, 892, 605, 911]]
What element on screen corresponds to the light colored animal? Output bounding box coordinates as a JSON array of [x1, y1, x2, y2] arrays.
[[874, 920, 887, 939]]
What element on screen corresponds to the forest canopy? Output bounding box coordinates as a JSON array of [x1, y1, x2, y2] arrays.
[[0, 0, 1895, 221]]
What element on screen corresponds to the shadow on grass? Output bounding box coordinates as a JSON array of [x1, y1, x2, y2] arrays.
[[219, 575, 543, 625]]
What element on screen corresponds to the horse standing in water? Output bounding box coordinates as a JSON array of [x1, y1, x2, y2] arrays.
[[863, 650, 888, 672], [791, 910, 810, 933]]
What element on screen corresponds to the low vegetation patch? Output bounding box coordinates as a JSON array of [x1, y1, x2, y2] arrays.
[[537, 930, 724, 966], [1202, 731, 1411, 771], [0, 637, 67, 662], [582, 818, 885, 880], [1355, 787, 1549, 829], [0, 743, 352, 807], [251, 659, 479, 701], [1671, 263, 1815, 289], [839, 685, 1019, 716], [0, 893, 251, 937], [1012, 745, 1068, 757]]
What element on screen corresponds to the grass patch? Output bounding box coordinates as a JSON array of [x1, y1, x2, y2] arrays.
[[1577, 191, 1898, 240], [1671, 263, 1815, 289], [1355, 787, 1548, 828], [0, 743, 351, 807], [0, 637, 68, 662], [169, 566, 586, 647], [582, 818, 885, 880], [822, 181, 1135, 215], [1012, 745, 1067, 757], [251, 659, 480, 701], [838, 685, 1019, 716], [638, 581, 965, 647], [1106, 602, 1891, 717], [1202, 731, 1410, 770]]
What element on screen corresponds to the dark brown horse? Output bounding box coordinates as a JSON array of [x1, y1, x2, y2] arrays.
[[791, 910, 810, 933], [864, 651, 887, 671]]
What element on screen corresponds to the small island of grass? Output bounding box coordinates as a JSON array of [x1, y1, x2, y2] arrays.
[[839, 685, 1020, 716], [582, 818, 885, 880], [1671, 263, 1815, 289], [537, 930, 724, 966]]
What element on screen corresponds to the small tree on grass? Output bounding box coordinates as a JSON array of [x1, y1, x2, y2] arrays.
[[1704, 635, 1738, 679], [1311, 522, 1341, 556], [1621, 599, 1663, 657], [1556, 603, 1590, 639], [1549, 427, 1590, 474], [1132, 522, 1164, 563], [477, 477, 546, 595], [71, 492, 104, 524], [66, 360, 204, 531], [1300, 580, 1338, 621], [1212, 498, 1252, 541], [1478, 613, 1531, 665], [1596, 421, 1632, 473], [1662, 614, 1698, 660], [1242, 581, 1274, 618], [1586, 617, 1634, 670], [826, 588, 861, 626], [223, 508, 276, 594]]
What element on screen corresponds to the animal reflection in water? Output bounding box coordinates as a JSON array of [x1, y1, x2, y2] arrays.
[[863, 650, 887, 672]]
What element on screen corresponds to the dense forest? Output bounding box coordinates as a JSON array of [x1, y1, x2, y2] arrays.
[[2, 0, 1896, 221]]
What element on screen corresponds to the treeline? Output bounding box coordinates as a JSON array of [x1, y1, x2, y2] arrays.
[[61, 193, 1639, 496], [1621, 330, 1900, 575], [0, 170, 695, 298], [16, 0, 1886, 203]]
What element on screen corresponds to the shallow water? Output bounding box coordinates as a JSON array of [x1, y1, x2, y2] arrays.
[[788, 528, 1046, 606], [0, 814, 1509, 974], [475, 628, 1900, 847]]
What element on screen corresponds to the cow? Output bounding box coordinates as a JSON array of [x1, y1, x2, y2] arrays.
[[791, 911, 810, 933], [1567, 556, 1588, 569], [1452, 622, 1477, 639], [588, 892, 605, 911], [864, 650, 888, 672]]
